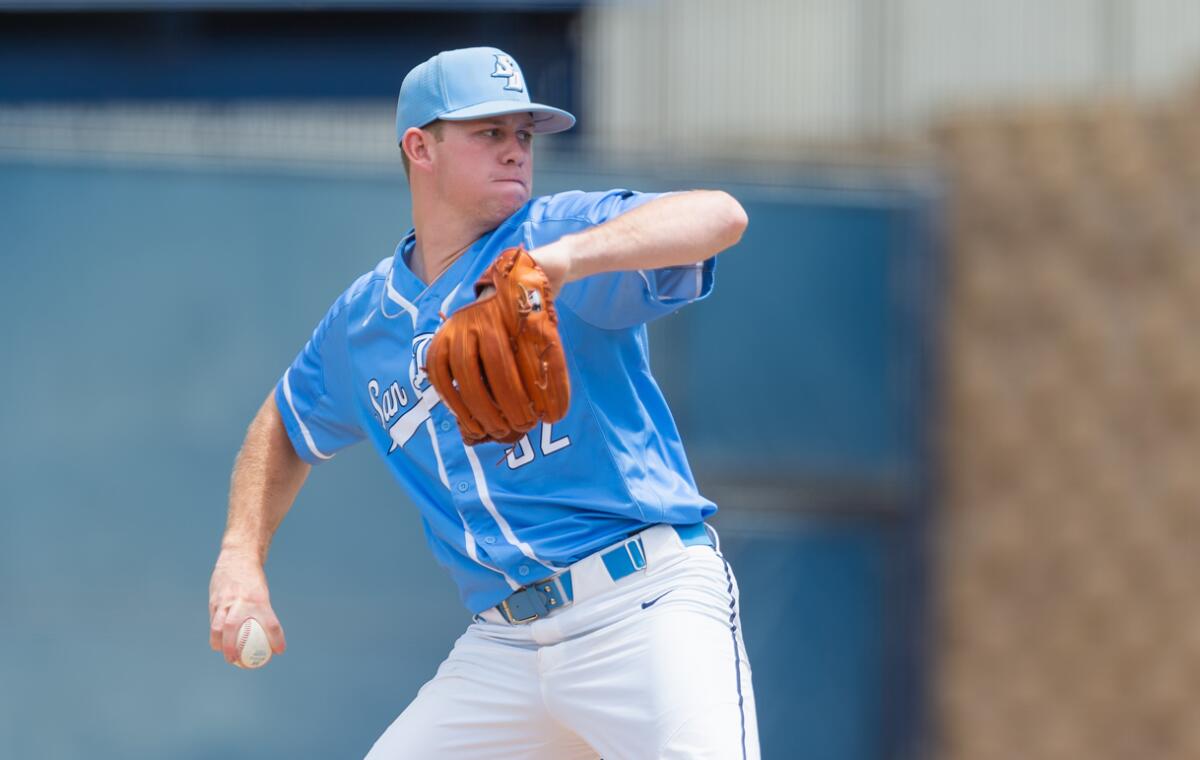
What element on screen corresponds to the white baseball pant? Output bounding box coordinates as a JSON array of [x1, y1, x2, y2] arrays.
[[365, 524, 760, 759]]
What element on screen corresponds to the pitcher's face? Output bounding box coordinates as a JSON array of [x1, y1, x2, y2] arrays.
[[431, 113, 535, 227]]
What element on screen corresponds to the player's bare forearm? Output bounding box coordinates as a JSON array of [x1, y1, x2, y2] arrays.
[[530, 190, 748, 292], [208, 393, 308, 661], [220, 393, 311, 564]]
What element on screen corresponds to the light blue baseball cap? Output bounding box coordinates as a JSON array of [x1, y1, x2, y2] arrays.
[[396, 47, 576, 145]]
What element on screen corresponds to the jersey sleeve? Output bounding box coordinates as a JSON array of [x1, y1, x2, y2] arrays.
[[273, 284, 367, 464], [533, 189, 717, 330]]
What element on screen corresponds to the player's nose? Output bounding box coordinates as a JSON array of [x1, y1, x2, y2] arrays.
[[498, 135, 527, 166]]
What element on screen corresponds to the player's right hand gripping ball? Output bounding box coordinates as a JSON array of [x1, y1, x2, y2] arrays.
[[425, 246, 570, 445]]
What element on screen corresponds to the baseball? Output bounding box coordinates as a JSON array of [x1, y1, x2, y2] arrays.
[[236, 617, 272, 669]]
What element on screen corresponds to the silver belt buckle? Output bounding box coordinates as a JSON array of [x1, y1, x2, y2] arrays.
[[499, 597, 540, 624]]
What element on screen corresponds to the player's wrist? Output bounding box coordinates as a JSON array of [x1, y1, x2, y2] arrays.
[[217, 538, 267, 566], [527, 239, 573, 295]]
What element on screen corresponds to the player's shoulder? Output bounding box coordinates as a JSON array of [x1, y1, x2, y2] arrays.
[[325, 256, 391, 322], [343, 256, 391, 300], [530, 188, 644, 223]]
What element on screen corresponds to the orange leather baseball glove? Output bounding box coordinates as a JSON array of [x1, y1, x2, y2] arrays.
[[425, 246, 570, 445]]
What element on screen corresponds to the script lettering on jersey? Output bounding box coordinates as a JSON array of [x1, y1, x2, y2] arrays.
[[506, 422, 572, 469], [367, 333, 441, 453], [368, 379, 408, 425]]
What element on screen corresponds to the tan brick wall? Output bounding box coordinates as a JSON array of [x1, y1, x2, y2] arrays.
[[933, 84, 1200, 759]]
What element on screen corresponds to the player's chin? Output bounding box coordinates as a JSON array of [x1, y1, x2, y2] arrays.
[[493, 180, 530, 201], [482, 188, 530, 221]]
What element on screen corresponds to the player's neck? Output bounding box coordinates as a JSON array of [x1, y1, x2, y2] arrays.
[[410, 201, 490, 286]]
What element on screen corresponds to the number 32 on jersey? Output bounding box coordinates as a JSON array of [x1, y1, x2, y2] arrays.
[[506, 423, 570, 470]]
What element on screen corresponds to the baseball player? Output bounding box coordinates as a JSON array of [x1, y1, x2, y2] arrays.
[[208, 47, 759, 759]]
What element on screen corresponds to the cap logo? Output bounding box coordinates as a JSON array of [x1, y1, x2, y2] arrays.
[[491, 54, 526, 93]]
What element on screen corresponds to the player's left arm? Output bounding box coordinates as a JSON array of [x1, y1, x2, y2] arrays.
[[529, 190, 747, 293]]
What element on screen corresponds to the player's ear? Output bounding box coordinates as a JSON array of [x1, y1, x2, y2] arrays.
[[401, 127, 435, 172]]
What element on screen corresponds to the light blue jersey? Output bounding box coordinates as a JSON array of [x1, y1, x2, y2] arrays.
[[276, 189, 718, 613]]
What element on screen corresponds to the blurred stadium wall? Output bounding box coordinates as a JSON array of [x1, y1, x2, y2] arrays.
[[586, 0, 1200, 158], [2, 2, 1198, 760], [931, 79, 1200, 760]]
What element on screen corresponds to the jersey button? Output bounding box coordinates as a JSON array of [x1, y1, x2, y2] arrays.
[[484, 536, 497, 545], [456, 481, 469, 493], [440, 420, 452, 432], [518, 566, 530, 577]]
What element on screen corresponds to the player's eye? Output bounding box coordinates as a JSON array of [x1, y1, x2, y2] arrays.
[[517, 131, 533, 143]]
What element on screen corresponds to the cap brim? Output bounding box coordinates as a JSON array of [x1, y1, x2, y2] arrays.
[[437, 100, 576, 135]]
